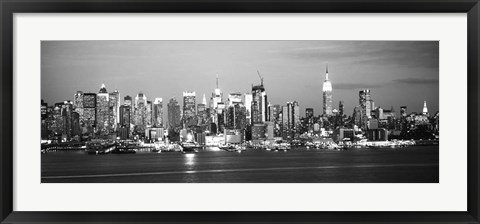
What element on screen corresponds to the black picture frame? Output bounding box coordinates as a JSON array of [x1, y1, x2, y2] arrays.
[[1, 0, 479, 223]]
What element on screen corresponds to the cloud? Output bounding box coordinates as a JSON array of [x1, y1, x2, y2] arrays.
[[393, 78, 439, 85], [274, 41, 439, 69], [334, 83, 385, 90]]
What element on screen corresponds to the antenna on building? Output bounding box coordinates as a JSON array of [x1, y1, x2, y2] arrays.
[[325, 63, 329, 81], [216, 73, 219, 89], [257, 70, 264, 86]]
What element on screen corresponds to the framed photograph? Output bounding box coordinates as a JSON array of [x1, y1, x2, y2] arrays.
[[1, 0, 479, 223]]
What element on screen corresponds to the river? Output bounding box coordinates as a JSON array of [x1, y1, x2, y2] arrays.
[[41, 145, 439, 183]]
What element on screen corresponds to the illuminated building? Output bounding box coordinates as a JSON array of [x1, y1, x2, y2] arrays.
[[145, 127, 164, 141], [252, 81, 267, 124], [280, 101, 300, 140], [228, 92, 242, 106], [339, 101, 344, 116], [305, 108, 314, 119], [54, 101, 74, 140], [73, 91, 84, 127], [96, 84, 110, 135], [41, 100, 48, 139], [216, 102, 226, 133], [322, 64, 333, 116], [197, 95, 207, 126], [251, 124, 266, 142], [293, 101, 300, 133], [423, 101, 429, 116], [134, 92, 147, 131], [51, 104, 63, 137], [211, 74, 223, 109], [244, 93, 252, 124], [264, 121, 274, 140], [183, 91, 196, 127], [146, 100, 152, 127], [225, 103, 247, 130], [359, 89, 374, 129], [167, 97, 181, 130], [72, 112, 81, 137], [400, 106, 407, 117], [153, 98, 163, 128], [367, 128, 388, 141], [268, 104, 281, 123], [119, 105, 131, 139], [82, 93, 96, 134], [124, 95, 132, 107], [108, 90, 120, 131], [281, 104, 291, 140], [224, 129, 243, 144], [73, 91, 83, 109]]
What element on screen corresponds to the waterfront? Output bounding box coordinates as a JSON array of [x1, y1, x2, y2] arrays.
[[42, 145, 439, 183]]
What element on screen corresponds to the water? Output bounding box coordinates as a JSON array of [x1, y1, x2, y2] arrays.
[[41, 146, 439, 183]]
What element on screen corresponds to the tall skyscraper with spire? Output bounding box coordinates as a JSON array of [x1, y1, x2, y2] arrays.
[[323, 64, 333, 116], [212, 74, 223, 109], [423, 101, 429, 115]]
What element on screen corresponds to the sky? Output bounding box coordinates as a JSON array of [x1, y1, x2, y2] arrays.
[[41, 40, 439, 117]]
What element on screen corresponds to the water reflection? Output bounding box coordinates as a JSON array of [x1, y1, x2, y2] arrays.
[[184, 153, 196, 166]]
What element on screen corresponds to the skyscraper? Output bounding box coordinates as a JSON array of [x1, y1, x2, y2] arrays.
[[292, 101, 300, 133], [228, 92, 242, 106], [339, 101, 344, 116], [60, 101, 74, 139], [400, 106, 407, 117], [212, 74, 223, 109], [167, 97, 181, 130], [153, 98, 163, 128], [134, 92, 147, 130], [146, 100, 152, 127], [183, 91, 196, 127], [120, 105, 131, 127], [359, 89, 374, 129], [359, 89, 372, 118], [197, 94, 207, 126], [108, 90, 120, 131], [41, 100, 48, 139], [96, 84, 109, 135], [306, 108, 314, 119], [123, 95, 133, 134], [119, 105, 131, 140], [124, 95, 132, 107], [225, 103, 247, 130], [244, 93, 252, 124], [73, 91, 84, 130], [73, 91, 83, 109], [322, 64, 333, 116], [281, 104, 291, 140], [82, 93, 96, 134], [252, 80, 267, 124], [268, 104, 280, 122], [423, 101, 429, 115]]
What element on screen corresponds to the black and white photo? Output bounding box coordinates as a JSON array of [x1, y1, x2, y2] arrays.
[[40, 40, 439, 183]]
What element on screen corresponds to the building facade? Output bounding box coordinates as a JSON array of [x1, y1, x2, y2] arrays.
[[322, 65, 333, 116]]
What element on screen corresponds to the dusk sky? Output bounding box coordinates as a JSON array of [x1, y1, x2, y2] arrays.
[[41, 41, 439, 117]]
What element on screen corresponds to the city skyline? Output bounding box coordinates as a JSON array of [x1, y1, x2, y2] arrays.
[[41, 41, 439, 115], [41, 40, 440, 184]]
